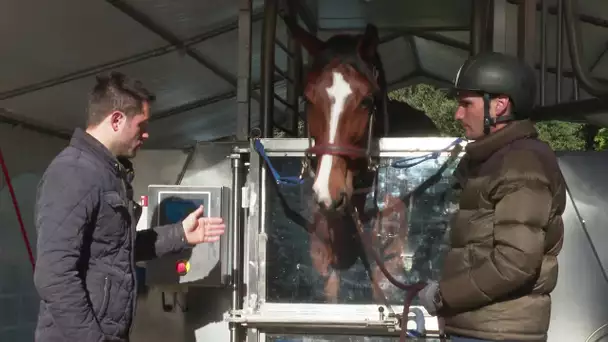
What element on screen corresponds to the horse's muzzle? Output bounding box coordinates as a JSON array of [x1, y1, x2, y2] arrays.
[[315, 191, 347, 212]]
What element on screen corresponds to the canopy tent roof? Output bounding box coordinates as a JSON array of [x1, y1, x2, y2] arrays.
[[1, 0, 607, 148]]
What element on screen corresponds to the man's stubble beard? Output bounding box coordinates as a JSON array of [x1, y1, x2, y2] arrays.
[[116, 141, 138, 159]]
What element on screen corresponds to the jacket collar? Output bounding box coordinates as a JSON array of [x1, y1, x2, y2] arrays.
[[69, 128, 134, 181], [465, 119, 538, 162]]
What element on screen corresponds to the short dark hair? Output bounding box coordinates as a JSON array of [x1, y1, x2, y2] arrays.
[[86, 71, 156, 127]]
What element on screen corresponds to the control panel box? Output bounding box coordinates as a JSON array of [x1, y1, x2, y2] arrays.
[[143, 185, 231, 288]]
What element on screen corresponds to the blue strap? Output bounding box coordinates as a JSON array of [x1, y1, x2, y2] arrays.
[[253, 139, 305, 185], [407, 329, 424, 338], [390, 138, 463, 169], [253, 138, 464, 185]]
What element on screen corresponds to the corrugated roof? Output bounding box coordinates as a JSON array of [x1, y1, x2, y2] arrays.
[[0, 0, 607, 147]]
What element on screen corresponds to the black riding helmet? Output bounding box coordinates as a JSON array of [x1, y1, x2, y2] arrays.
[[450, 52, 537, 135]]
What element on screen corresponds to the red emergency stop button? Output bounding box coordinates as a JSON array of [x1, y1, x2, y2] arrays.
[[176, 260, 190, 275]]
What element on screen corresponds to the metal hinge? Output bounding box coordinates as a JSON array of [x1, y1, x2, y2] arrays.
[[241, 186, 249, 209]]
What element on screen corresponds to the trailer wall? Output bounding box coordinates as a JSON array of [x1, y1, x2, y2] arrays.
[[129, 145, 235, 342], [0, 124, 67, 341]]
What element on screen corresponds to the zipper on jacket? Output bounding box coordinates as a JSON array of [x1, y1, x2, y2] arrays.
[[128, 197, 138, 337], [99, 276, 110, 318]]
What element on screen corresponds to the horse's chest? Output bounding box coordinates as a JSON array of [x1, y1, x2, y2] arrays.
[[315, 217, 357, 244]]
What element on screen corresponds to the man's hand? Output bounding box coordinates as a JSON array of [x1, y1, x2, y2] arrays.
[[418, 280, 440, 315], [181, 205, 226, 244]]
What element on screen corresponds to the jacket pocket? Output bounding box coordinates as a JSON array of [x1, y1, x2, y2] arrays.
[[103, 191, 131, 235], [97, 276, 111, 319], [104, 191, 128, 213]]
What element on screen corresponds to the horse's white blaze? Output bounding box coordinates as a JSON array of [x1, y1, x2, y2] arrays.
[[313, 71, 352, 207]]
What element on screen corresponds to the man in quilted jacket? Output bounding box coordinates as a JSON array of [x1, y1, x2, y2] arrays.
[[418, 52, 566, 342], [33, 72, 226, 342]]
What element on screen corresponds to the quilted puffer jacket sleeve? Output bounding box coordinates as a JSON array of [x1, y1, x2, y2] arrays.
[[33, 164, 107, 342], [135, 223, 192, 261], [439, 149, 553, 312]]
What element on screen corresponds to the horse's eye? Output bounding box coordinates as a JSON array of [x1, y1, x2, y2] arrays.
[[360, 96, 374, 109]]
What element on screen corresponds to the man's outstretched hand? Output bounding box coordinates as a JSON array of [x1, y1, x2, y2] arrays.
[[181, 205, 226, 244]]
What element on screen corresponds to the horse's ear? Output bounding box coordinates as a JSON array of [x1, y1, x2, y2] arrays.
[[294, 27, 324, 56], [280, 7, 324, 56], [358, 24, 380, 60]]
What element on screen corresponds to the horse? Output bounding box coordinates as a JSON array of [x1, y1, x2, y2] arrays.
[[280, 11, 447, 341]]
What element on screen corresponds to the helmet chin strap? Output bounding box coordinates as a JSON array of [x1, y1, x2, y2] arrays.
[[482, 93, 515, 135]]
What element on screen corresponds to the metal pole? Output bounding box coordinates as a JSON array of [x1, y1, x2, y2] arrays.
[[506, 0, 608, 30], [563, 0, 608, 97], [174, 147, 196, 185], [286, 6, 303, 136], [237, 0, 253, 140], [556, 0, 563, 103], [229, 153, 245, 342], [492, 0, 508, 54], [540, 0, 547, 106], [260, 0, 278, 138], [470, 0, 485, 55], [107, 0, 238, 89], [301, 20, 318, 138], [517, 0, 536, 66], [0, 113, 70, 140]]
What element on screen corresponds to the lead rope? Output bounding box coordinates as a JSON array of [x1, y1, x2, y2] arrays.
[[351, 205, 426, 342], [353, 204, 447, 341], [348, 142, 462, 341]]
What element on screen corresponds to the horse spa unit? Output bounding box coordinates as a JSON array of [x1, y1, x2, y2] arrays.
[[126, 0, 608, 341], [1, 0, 608, 342], [132, 136, 608, 342]]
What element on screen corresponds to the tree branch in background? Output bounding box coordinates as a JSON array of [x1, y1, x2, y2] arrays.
[[389, 84, 464, 137], [390, 83, 595, 152]]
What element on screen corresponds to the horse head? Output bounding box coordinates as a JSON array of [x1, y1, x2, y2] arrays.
[[285, 18, 384, 213]]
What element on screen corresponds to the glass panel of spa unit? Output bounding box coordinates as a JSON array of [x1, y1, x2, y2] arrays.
[[264, 154, 461, 304], [265, 333, 445, 342]]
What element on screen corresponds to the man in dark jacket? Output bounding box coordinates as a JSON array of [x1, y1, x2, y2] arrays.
[[418, 52, 566, 341], [33, 72, 226, 342]]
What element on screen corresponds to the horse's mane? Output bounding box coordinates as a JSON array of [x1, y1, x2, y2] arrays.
[[310, 35, 380, 91], [383, 100, 440, 137]]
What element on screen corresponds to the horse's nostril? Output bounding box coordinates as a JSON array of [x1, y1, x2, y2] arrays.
[[333, 192, 346, 208], [315, 195, 327, 209]]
